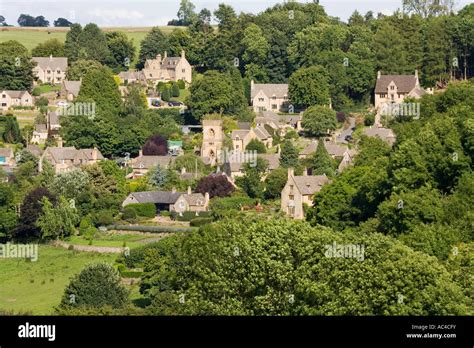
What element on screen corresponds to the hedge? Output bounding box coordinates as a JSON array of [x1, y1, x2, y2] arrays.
[[170, 210, 212, 221], [124, 203, 156, 217], [108, 224, 197, 233], [190, 217, 213, 227]]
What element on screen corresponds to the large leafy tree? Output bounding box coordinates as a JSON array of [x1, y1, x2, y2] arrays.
[[301, 106, 337, 137], [105, 31, 136, 72], [143, 218, 470, 315], [0, 40, 35, 91], [289, 66, 330, 108], [60, 263, 129, 309], [36, 196, 80, 240], [66, 59, 104, 80], [137, 27, 169, 69], [279, 140, 299, 168], [264, 167, 288, 199], [31, 38, 65, 57], [142, 135, 168, 156], [186, 70, 246, 120], [2, 115, 22, 143]]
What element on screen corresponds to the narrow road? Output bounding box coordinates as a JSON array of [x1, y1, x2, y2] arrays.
[[336, 117, 356, 144]]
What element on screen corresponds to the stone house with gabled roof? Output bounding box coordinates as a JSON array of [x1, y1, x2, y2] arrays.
[[32, 56, 68, 84], [231, 126, 273, 152], [299, 141, 356, 173], [0, 90, 33, 111], [374, 70, 425, 109], [39, 146, 104, 174], [223, 153, 280, 180], [281, 168, 331, 219], [362, 127, 397, 147], [128, 151, 176, 178], [140, 50, 192, 85], [61, 80, 81, 101], [250, 80, 289, 112], [122, 186, 209, 213]]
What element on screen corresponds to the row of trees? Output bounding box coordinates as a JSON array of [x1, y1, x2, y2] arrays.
[[16, 14, 72, 27]]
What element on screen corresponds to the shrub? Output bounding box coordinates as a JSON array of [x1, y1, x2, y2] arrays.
[[284, 129, 299, 140], [160, 211, 171, 217], [59, 263, 129, 309], [190, 217, 213, 227], [108, 224, 196, 233], [177, 80, 185, 89], [122, 206, 137, 222], [336, 111, 346, 123], [170, 210, 212, 221], [364, 112, 375, 126], [96, 211, 114, 226], [125, 203, 156, 218], [210, 196, 256, 219], [195, 174, 234, 198]]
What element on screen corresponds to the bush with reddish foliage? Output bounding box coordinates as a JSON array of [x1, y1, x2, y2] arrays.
[[195, 174, 234, 198], [336, 111, 346, 123], [142, 135, 168, 156]]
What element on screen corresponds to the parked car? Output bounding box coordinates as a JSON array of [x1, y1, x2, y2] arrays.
[[168, 101, 184, 107], [56, 101, 69, 107], [151, 99, 161, 107]]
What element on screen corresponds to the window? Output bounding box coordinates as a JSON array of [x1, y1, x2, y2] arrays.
[[182, 69, 185, 73], [57, 70, 60, 74], [179, 201, 185, 209], [289, 194, 294, 200], [272, 95, 276, 100], [258, 98, 264, 102], [398, 93, 403, 98], [271, 104, 278, 109], [1, 103, 6, 107], [380, 93, 386, 98], [289, 185, 294, 191], [47, 70, 51, 74], [283, 95, 288, 100], [390, 86, 395, 90], [2, 94, 6, 98]]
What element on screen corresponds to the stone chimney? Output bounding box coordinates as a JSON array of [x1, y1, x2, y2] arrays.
[[187, 186, 192, 195], [164, 51, 168, 59], [139, 149, 143, 157], [57, 137, 63, 148], [415, 69, 418, 78], [92, 147, 98, 161], [172, 187, 176, 194], [277, 144, 281, 155], [288, 167, 294, 180], [49, 54, 53, 61], [377, 71, 381, 79], [181, 50, 185, 59], [204, 192, 210, 205], [303, 167, 307, 176], [250, 79, 255, 90]]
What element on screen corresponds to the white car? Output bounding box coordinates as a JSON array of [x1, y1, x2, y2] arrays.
[[56, 101, 69, 107]]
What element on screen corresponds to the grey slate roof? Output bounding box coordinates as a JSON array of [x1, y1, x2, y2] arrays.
[[62, 80, 81, 97], [226, 154, 280, 172], [0, 148, 14, 158], [2, 90, 29, 98], [181, 193, 206, 206], [35, 124, 47, 132], [251, 83, 288, 99], [131, 155, 175, 169], [129, 191, 182, 204], [375, 75, 418, 93], [26, 144, 43, 157], [231, 130, 250, 140], [362, 127, 396, 141], [33, 57, 68, 70], [293, 175, 330, 195], [254, 126, 271, 140], [48, 110, 60, 127], [300, 141, 348, 157]]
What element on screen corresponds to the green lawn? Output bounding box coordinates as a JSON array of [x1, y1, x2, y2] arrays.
[[0, 26, 181, 52], [67, 233, 153, 249], [32, 84, 60, 95], [171, 88, 190, 103], [0, 245, 116, 315]]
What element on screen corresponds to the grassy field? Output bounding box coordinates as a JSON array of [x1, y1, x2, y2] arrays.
[[67, 233, 156, 249], [0, 26, 181, 52], [0, 245, 117, 314]]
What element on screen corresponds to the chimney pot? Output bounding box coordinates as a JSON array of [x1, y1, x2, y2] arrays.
[[288, 167, 294, 180], [377, 71, 381, 79], [139, 149, 143, 157], [187, 186, 192, 195]]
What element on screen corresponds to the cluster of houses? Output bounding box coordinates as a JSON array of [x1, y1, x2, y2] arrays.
[[118, 50, 192, 86], [1, 57, 430, 219]]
